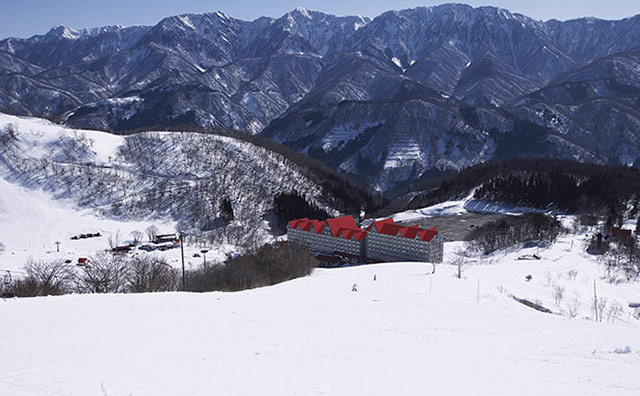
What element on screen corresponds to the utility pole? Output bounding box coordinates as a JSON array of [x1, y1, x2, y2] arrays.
[[180, 232, 186, 291], [201, 249, 209, 269], [593, 279, 598, 322], [55, 241, 61, 253]]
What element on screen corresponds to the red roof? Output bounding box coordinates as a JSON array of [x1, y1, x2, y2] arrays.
[[299, 220, 313, 231], [290, 215, 360, 240], [354, 231, 368, 241], [418, 227, 438, 242], [288, 218, 309, 229], [289, 215, 437, 242], [378, 223, 401, 236], [327, 215, 359, 237], [311, 220, 326, 233], [368, 218, 438, 241], [366, 218, 396, 232], [401, 226, 420, 239], [341, 229, 356, 239]]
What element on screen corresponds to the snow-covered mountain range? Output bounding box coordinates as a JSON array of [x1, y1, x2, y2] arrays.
[[2, 4, 640, 190]]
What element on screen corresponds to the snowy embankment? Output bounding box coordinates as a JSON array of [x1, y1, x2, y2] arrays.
[[387, 195, 469, 223], [1, 252, 639, 396], [386, 192, 559, 225], [463, 199, 565, 215]]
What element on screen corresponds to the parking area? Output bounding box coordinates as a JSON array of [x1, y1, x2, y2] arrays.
[[397, 212, 509, 242]]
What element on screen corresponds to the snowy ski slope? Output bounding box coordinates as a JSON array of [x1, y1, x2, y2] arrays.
[[0, 255, 638, 396]]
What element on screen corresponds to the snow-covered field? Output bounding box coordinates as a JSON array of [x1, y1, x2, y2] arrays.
[[386, 193, 561, 224], [1, 233, 639, 396], [0, 176, 170, 274]]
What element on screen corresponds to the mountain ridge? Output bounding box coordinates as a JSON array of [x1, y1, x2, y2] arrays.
[[2, 4, 640, 190]]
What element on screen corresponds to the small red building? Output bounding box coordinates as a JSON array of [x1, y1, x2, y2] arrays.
[[609, 226, 633, 245]]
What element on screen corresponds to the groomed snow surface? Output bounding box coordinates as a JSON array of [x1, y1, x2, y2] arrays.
[[1, 233, 639, 396]]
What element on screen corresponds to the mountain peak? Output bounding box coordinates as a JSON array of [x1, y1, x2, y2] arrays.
[[285, 7, 336, 21], [43, 24, 127, 40], [45, 25, 80, 40], [292, 7, 312, 19], [214, 10, 230, 20]]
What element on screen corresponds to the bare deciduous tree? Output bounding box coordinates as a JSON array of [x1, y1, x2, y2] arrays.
[[128, 256, 177, 293], [108, 230, 122, 249], [145, 225, 159, 243], [130, 230, 144, 245], [606, 301, 624, 323], [552, 284, 565, 307], [566, 293, 581, 319], [23, 259, 73, 295], [73, 251, 130, 293], [592, 297, 609, 322], [452, 254, 467, 279]]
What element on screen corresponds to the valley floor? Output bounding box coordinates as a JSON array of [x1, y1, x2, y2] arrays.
[[1, 235, 639, 395]]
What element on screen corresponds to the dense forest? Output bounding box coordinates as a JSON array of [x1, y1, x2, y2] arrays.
[[465, 213, 562, 255], [389, 159, 640, 217], [273, 192, 330, 228], [474, 172, 640, 216]]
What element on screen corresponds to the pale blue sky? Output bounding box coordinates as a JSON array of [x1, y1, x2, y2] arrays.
[[2, 1, 639, 39]]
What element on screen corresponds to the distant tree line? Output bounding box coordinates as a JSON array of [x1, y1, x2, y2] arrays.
[[474, 170, 640, 221], [186, 242, 316, 292], [465, 213, 562, 255], [274, 192, 330, 228], [391, 158, 640, 217], [1, 254, 177, 297], [0, 244, 316, 298]]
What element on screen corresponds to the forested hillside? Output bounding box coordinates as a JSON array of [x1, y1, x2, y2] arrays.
[[385, 159, 640, 218], [0, 114, 382, 249]]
